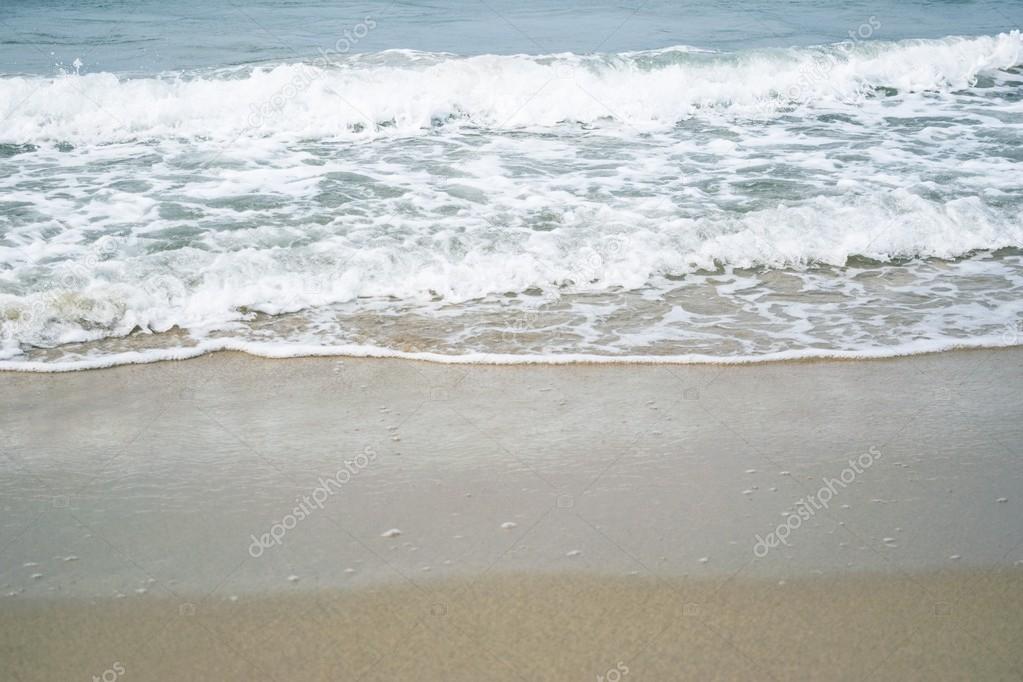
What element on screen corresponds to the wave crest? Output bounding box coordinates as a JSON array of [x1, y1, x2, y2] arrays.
[[1, 32, 1020, 143]]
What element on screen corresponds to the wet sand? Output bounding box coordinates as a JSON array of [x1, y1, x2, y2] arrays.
[[1, 349, 1022, 680]]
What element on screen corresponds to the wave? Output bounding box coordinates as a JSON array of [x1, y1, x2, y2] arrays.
[[2, 190, 1021, 353], [1, 32, 1021, 143], [2, 32, 1022, 369], [2, 333, 1022, 373]]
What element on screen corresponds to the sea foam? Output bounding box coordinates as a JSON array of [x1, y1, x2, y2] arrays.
[[0, 33, 1020, 143], [1, 34, 1022, 369]]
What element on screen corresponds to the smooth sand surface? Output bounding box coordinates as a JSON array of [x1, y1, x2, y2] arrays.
[[1, 349, 1022, 680], [4, 571, 1023, 681]]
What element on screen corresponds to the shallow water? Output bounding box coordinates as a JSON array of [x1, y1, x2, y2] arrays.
[[1, 2, 1022, 368]]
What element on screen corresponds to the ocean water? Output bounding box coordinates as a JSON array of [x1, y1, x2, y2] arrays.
[[1, 1, 1022, 369]]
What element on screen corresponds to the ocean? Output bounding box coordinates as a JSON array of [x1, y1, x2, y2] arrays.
[[1, 0, 1021, 369]]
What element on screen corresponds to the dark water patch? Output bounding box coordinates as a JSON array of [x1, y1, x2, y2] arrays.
[[0, 143, 38, 158]]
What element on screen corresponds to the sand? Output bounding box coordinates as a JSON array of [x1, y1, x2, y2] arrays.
[[1, 349, 1022, 680], [4, 570, 1023, 681]]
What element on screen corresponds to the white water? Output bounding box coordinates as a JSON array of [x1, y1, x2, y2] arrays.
[[1, 33, 1021, 142], [1, 33, 1022, 369]]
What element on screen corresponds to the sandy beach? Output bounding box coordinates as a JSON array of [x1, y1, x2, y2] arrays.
[[1, 349, 1022, 680], [4, 570, 1022, 681], [3, 1, 1023, 678]]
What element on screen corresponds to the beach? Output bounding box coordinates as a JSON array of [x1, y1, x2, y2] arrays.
[[2, 349, 1021, 680], [5, 571, 1022, 681], [3, 1, 1023, 679]]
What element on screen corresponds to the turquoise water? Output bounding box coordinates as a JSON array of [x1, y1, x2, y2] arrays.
[[0, 2, 1022, 368]]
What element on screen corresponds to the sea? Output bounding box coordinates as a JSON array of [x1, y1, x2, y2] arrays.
[[1, 0, 1022, 370]]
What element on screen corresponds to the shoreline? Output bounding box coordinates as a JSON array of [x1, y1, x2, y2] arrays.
[[1, 335, 1021, 373]]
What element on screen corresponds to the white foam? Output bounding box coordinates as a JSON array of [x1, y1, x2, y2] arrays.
[[2, 34, 1022, 370], [2, 191, 1021, 354], [0, 332, 1020, 373], [0, 33, 1020, 143]]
